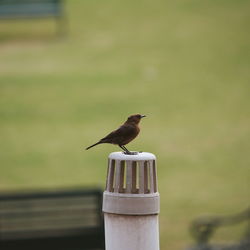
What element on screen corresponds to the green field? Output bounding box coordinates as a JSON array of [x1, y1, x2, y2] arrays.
[[0, 0, 249, 249]]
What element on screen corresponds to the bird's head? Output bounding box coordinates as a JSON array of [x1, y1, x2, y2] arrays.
[[126, 114, 146, 124]]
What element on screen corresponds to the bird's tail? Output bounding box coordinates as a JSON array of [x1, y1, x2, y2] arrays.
[[85, 141, 102, 150]]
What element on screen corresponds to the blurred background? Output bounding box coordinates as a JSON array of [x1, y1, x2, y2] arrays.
[[0, 0, 249, 249]]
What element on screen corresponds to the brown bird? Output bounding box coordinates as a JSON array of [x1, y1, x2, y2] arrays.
[[86, 114, 146, 154]]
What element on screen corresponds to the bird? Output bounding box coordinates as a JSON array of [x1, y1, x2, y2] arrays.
[[86, 114, 146, 154]]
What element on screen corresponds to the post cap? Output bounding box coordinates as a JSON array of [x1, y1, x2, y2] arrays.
[[103, 152, 159, 215], [109, 152, 156, 161]]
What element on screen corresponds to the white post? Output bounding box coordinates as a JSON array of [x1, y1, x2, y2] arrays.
[[103, 152, 160, 250]]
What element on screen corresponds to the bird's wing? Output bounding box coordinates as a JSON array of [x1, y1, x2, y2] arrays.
[[100, 124, 136, 144]]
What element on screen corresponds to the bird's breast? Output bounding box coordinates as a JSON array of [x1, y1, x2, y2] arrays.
[[121, 125, 140, 145]]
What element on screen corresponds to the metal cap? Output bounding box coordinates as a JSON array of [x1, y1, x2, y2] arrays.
[[103, 152, 160, 215]]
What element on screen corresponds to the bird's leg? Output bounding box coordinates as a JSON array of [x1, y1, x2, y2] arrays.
[[119, 145, 131, 154], [119, 145, 125, 153], [122, 145, 131, 154], [119, 145, 128, 154], [122, 145, 137, 155]]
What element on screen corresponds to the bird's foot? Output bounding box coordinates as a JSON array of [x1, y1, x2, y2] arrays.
[[123, 151, 139, 155]]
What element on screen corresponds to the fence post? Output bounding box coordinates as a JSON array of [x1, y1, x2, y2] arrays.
[[103, 152, 160, 250]]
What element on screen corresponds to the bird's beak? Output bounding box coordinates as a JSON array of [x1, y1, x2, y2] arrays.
[[141, 115, 146, 118]]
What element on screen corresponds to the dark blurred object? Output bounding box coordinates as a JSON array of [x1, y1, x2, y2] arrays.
[[0, 0, 66, 35], [186, 208, 250, 250], [0, 188, 104, 250]]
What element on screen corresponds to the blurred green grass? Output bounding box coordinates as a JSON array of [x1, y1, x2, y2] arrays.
[[0, 0, 249, 249]]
